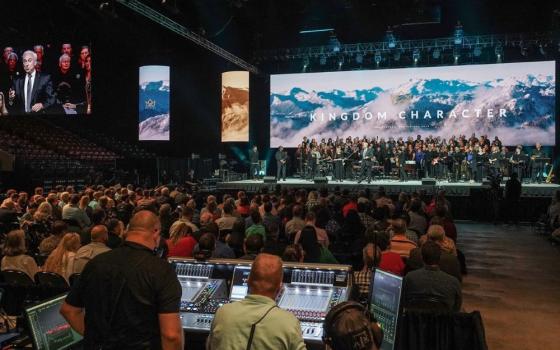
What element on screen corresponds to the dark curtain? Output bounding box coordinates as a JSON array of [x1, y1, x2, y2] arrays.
[[397, 310, 488, 350]]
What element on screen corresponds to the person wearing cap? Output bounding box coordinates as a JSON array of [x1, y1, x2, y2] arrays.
[[402, 241, 462, 312], [406, 225, 462, 282]]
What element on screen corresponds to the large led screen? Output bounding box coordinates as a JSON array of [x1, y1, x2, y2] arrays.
[[270, 61, 555, 147], [0, 43, 92, 115], [139, 65, 170, 141], [221, 71, 249, 142]]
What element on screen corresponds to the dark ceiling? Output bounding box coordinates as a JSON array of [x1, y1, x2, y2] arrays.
[[3, 0, 559, 62]]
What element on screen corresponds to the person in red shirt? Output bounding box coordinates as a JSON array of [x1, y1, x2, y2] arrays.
[[370, 229, 405, 276], [167, 221, 197, 257]]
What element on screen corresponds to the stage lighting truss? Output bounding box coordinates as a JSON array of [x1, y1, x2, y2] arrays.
[[255, 32, 553, 69]]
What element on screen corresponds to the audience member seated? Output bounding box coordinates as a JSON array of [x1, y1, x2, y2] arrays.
[[245, 209, 266, 241], [300, 225, 338, 264], [262, 201, 281, 242], [73, 225, 111, 274], [407, 199, 428, 236], [43, 233, 81, 281], [1, 229, 39, 279], [429, 205, 458, 243], [323, 301, 382, 350], [419, 224, 457, 256], [106, 218, 124, 249], [389, 218, 417, 258], [353, 243, 380, 303], [215, 202, 237, 231], [282, 244, 304, 263], [402, 241, 462, 312], [294, 211, 330, 248], [80, 208, 106, 245], [193, 229, 235, 260], [207, 254, 306, 350], [166, 221, 196, 258], [38, 220, 68, 255], [407, 225, 462, 282], [285, 205, 305, 240], [239, 234, 264, 260], [62, 194, 91, 229], [369, 230, 405, 276], [0, 199, 18, 226]]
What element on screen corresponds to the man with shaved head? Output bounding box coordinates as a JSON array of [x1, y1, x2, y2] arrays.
[[72, 224, 110, 274], [207, 253, 306, 350], [61, 210, 183, 349]]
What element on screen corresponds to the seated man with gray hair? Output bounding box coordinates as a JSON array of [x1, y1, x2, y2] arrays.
[[73, 224, 111, 274]]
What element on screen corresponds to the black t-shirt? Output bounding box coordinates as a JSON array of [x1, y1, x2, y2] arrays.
[[66, 241, 181, 349]]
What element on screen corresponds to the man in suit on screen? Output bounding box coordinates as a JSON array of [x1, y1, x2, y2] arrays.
[[8, 50, 55, 114]]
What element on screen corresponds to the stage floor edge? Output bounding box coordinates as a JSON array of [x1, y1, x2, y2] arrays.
[[217, 178, 559, 197]]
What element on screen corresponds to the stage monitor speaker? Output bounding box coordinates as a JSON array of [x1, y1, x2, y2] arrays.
[[421, 178, 436, 186], [263, 176, 276, 184], [314, 176, 328, 184]]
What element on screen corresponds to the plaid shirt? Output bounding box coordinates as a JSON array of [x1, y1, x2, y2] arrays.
[[353, 270, 372, 296], [358, 212, 376, 230]]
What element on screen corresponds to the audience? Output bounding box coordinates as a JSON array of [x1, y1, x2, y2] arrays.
[[300, 226, 338, 264], [293, 211, 330, 248], [402, 241, 462, 312], [166, 221, 196, 258], [73, 225, 111, 274], [239, 234, 264, 260], [389, 218, 417, 258], [245, 209, 266, 241], [43, 232, 81, 281], [38, 220, 68, 255], [1, 230, 39, 279], [353, 243, 380, 302]]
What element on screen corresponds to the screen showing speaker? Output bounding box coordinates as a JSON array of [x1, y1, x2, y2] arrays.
[[221, 71, 249, 142], [139, 65, 170, 141], [270, 61, 555, 147], [0, 43, 92, 115]]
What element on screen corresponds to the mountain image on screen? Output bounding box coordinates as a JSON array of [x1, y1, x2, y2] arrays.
[[221, 86, 249, 142], [270, 73, 554, 147], [139, 80, 170, 140]]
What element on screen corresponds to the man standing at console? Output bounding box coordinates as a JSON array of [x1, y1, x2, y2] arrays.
[[207, 254, 306, 350], [276, 146, 288, 181], [9, 50, 54, 114]]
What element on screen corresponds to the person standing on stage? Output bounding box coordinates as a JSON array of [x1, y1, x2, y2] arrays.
[[512, 145, 527, 180], [415, 144, 426, 179], [465, 146, 478, 182], [398, 146, 408, 182], [275, 146, 288, 181], [358, 141, 375, 184], [249, 145, 260, 180], [333, 144, 344, 182], [531, 143, 547, 183]]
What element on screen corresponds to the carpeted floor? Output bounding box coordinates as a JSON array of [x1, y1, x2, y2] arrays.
[[457, 223, 560, 350]]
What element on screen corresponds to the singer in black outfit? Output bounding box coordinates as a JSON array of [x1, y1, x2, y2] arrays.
[[275, 146, 288, 181], [248, 146, 260, 180]]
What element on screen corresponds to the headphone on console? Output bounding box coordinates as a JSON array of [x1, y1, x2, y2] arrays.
[[323, 301, 383, 350]]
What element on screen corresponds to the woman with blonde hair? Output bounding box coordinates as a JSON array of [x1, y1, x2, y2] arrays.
[[43, 233, 81, 281], [166, 221, 196, 258], [1, 230, 39, 279], [0, 92, 8, 115]]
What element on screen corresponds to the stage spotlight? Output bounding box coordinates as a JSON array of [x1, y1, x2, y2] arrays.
[[473, 46, 482, 57], [355, 53, 363, 64], [453, 47, 460, 64], [319, 55, 327, 65], [494, 43, 503, 60], [374, 51, 382, 65], [432, 48, 441, 59], [386, 27, 396, 49], [454, 21, 464, 45], [302, 56, 309, 72], [329, 32, 341, 53], [412, 49, 420, 64], [337, 55, 344, 70]]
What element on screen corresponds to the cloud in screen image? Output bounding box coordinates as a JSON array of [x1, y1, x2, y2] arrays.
[[139, 65, 170, 141], [221, 71, 249, 142], [270, 61, 555, 147]]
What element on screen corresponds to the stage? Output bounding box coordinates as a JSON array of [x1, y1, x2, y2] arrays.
[[217, 178, 560, 198]]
